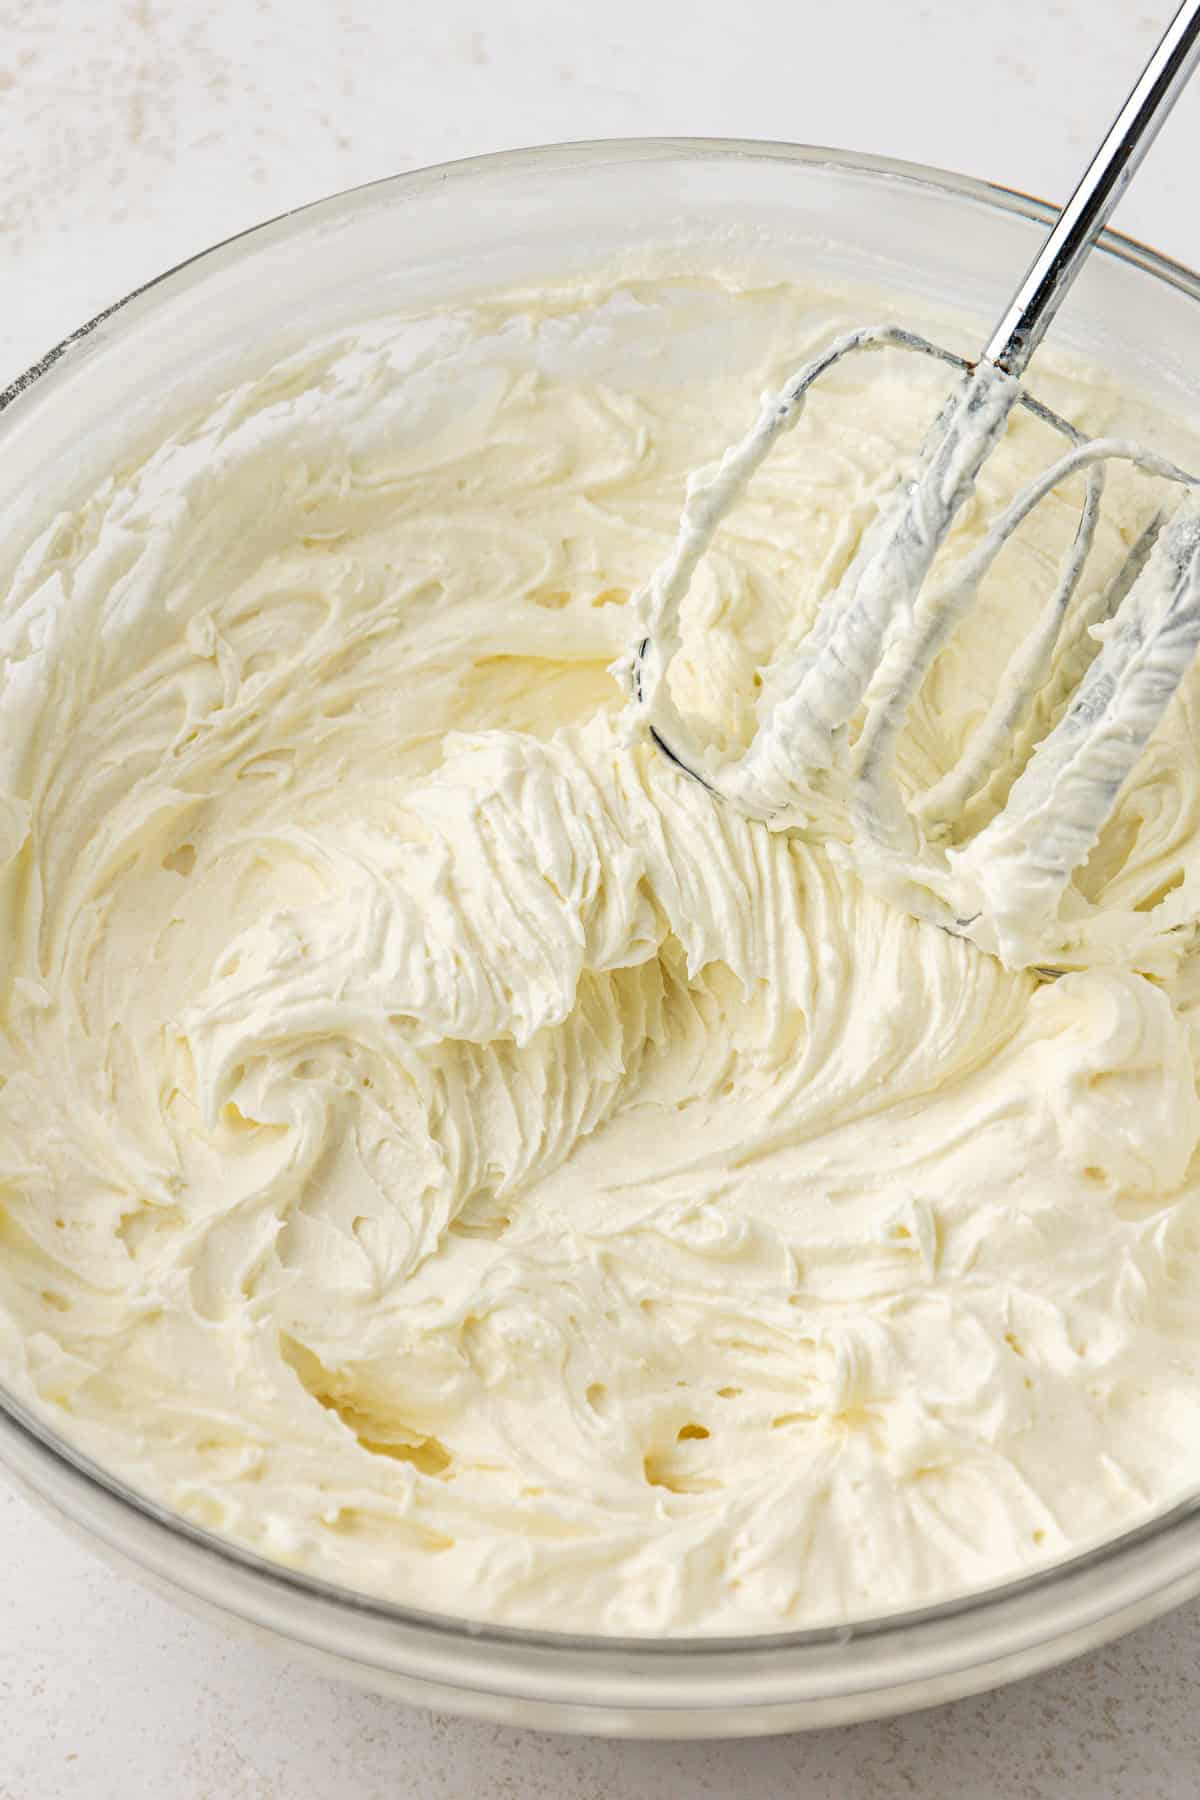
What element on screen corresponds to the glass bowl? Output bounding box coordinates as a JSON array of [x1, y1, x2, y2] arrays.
[[4, 139, 1200, 1739]]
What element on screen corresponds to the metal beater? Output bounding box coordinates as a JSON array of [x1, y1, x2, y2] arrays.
[[628, 1, 1200, 968]]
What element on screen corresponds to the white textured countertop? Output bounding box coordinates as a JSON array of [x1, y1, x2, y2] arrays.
[[5, 2, 1200, 1793]]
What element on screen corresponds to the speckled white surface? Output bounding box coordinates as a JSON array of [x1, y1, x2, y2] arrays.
[[5, 1, 1200, 1793]]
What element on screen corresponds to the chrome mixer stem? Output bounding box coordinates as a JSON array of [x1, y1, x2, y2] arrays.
[[985, 0, 1200, 377]]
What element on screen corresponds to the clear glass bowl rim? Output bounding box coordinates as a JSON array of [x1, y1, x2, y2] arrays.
[[3, 135, 1200, 1711]]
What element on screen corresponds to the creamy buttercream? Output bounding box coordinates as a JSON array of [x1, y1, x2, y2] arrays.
[[3, 276, 1200, 1634]]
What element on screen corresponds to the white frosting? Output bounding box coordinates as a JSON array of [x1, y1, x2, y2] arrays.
[[4, 276, 1200, 1635]]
